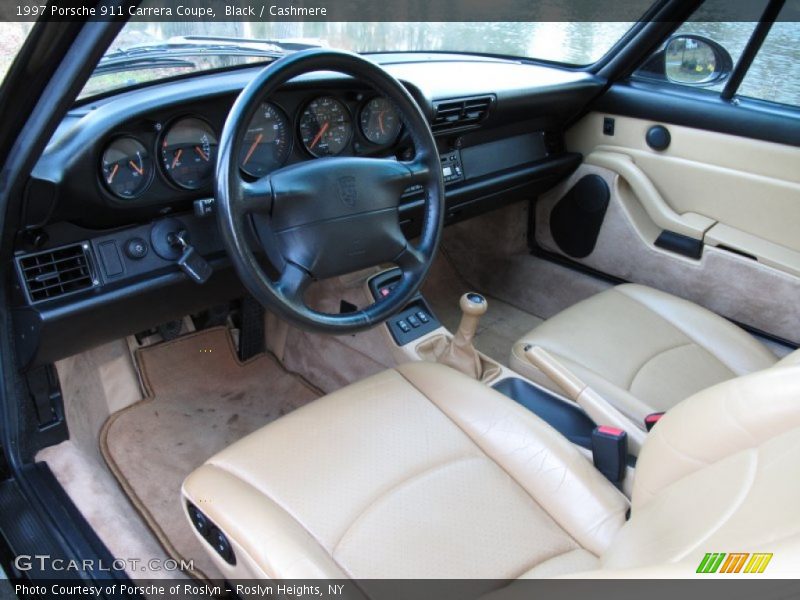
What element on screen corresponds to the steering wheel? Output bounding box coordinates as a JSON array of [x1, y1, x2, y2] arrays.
[[215, 49, 444, 334]]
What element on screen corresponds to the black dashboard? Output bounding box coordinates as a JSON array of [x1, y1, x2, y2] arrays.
[[33, 79, 412, 228], [13, 53, 601, 367], [77, 86, 409, 218]]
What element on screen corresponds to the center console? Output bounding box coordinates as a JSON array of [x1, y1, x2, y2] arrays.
[[363, 267, 637, 491]]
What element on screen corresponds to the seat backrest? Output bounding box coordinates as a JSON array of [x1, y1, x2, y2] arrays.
[[600, 362, 800, 574]]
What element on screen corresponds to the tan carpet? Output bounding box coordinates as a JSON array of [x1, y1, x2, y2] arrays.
[[441, 202, 611, 320], [101, 327, 320, 580]]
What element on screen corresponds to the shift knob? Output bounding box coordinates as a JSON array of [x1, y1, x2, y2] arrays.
[[455, 292, 488, 343], [434, 292, 488, 380], [460, 292, 488, 318]]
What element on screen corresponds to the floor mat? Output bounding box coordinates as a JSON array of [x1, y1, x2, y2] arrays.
[[101, 327, 320, 580], [422, 252, 543, 365]]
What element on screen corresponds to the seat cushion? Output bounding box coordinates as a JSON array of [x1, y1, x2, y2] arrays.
[[510, 284, 777, 424], [182, 362, 628, 580]]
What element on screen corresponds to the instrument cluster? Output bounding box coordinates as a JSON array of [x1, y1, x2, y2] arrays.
[[99, 93, 403, 201]]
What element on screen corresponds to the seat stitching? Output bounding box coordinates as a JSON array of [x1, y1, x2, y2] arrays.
[[673, 447, 760, 562], [615, 287, 763, 375], [722, 394, 762, 445], [204, 461, 359, 580], [330, 454, 484, 555], [396, 369, 586, 548], [634, 425, 709, 503], [625, 341, 698, 390], [651, 424, 710, 467]]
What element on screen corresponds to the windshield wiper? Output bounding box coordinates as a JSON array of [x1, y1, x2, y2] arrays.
[[94, 35, 322, 76]]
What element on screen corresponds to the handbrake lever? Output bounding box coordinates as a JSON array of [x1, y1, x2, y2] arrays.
[[523, 345, 646, 456]]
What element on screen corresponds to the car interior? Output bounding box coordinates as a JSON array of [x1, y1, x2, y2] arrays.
[[1, 0, 799, 590]]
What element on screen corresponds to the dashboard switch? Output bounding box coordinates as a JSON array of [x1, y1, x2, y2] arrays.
[[125, 237, 148, 260], [193, 197, 215, 217], [98, 241, 123, 277]]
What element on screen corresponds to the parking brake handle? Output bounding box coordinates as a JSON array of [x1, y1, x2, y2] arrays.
[[523, 345, 646, 456]]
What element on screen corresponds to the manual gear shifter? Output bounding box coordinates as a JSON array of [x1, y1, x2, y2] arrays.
[[437, 293, 488, 379]]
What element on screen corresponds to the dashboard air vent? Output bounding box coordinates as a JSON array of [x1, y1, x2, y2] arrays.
[[17, 242, 97, 303], [431, 95, 494, 132]]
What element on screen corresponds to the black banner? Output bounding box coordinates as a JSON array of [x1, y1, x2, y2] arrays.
[[1, 0, 798, 23], [5, 578, 800, 600]]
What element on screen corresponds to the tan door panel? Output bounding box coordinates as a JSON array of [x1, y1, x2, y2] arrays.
[[568, 113, 800, 253], [535, 164, 800, 345], [584, 151, 716, 240], [569, 112, 800, 183]]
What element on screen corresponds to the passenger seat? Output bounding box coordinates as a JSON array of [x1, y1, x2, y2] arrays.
[[510, 284, 782, 425]]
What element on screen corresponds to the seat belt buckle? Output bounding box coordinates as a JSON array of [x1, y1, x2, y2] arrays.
[[592, 426, 627, 485], [644, 412, 665, 432]]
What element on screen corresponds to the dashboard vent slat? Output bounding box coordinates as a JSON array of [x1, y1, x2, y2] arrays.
[[432, 95, 494, 132], [17, 242, 97, 303]]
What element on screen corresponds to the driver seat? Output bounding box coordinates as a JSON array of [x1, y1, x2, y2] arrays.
[[182, 360, 800, 580]]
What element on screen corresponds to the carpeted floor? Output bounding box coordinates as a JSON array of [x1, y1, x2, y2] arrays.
[[101, 327, 320, 580]]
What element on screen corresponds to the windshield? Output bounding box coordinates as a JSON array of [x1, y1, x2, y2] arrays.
[[81, 18, 643, 100], [0, 22, 34, 85]]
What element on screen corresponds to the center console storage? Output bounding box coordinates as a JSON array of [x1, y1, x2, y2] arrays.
[[492, 377, 596, 450]]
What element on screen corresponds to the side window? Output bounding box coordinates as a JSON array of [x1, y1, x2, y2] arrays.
[[737, 19, 800, 107]]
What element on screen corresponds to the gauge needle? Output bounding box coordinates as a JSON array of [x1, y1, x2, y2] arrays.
[[171, 148, 183, 169], [107, 163, 119, 183], [195, 146, 209, 161], [242, 133, 263, 165], [378, 111, 385, 135], [129, 160, 144, 176], [309, 121, 329, 150]]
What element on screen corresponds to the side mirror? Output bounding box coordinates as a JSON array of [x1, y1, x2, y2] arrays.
[[664, 35, 733, 85], [636, 34, 733, 87]]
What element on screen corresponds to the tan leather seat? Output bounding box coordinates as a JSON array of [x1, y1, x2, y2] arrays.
[[511, 283, 778, 425], [182, 359, 800, 580]]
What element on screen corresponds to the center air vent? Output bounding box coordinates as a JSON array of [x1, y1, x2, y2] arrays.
[[17, 242, 97, 303], [431, 95, 494, 132]]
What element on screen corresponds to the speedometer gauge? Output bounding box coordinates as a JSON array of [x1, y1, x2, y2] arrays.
[[161, 117, 217, 190], [239, 102, 291, 177], [299, 96, 352, 157], [101, 137, 152, 199], [360, 97, 401, 145]]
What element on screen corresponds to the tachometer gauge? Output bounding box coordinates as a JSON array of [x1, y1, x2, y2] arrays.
[[239, 102, 292, 177], [360, 97, 401, 145], [161, 117, 217, 189], [299, 96, 352, 157], [101, 137, 153, 199]]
